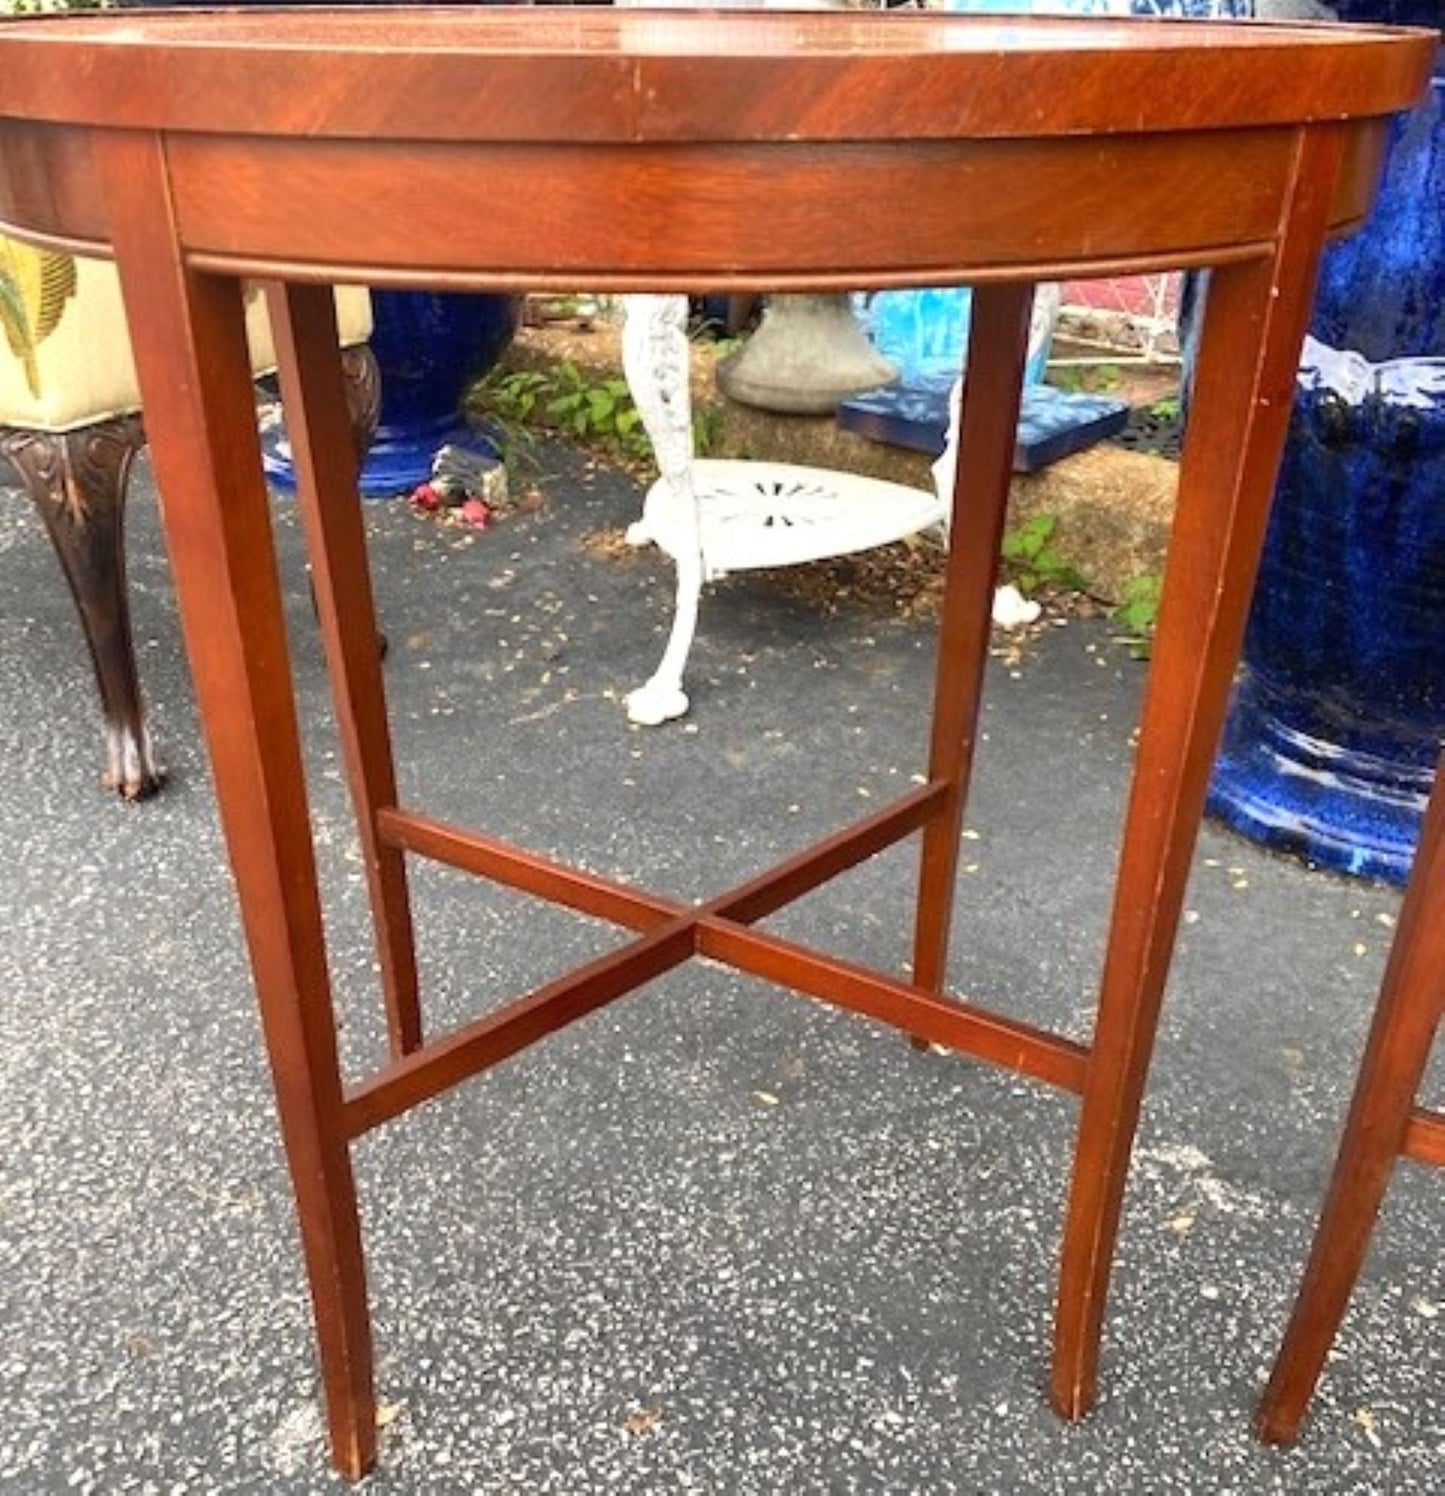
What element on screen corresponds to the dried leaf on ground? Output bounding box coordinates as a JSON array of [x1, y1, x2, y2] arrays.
[[625, 1407, 663, 1438], [580, 527, 643, 563]]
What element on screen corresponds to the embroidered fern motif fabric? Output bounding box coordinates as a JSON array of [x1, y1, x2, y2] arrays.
[[0, 235, 78, 397]]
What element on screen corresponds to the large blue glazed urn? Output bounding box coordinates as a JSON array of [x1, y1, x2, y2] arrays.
[[264, 289, 519, 500], [1207, 1, 1444, 884], [353, 289, 519, 498]]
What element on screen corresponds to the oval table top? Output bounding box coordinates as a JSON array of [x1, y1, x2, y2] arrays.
[[0, 9, 1435, 289], [0, 8, 1432, 141]]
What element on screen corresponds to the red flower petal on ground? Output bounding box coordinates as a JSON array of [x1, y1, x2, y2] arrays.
[[460, 497, 493, 529]]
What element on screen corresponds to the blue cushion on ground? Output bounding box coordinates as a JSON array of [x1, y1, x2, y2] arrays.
[[837, 376, 1130, 473]]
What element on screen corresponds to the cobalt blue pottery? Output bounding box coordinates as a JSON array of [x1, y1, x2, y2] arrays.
[[356, 289, 518, 498], [264, 289, 519, 499], [1207, 7, 1444, 884]]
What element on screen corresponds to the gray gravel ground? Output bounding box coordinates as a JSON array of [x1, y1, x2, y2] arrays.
[[2, 441, 1442, 1494]]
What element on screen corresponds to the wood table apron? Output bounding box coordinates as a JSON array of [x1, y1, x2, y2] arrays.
[[0, 9, 1431, 1479]]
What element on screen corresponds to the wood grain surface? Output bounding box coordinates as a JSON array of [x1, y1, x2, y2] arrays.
[[0, 6, 1433, 1480]]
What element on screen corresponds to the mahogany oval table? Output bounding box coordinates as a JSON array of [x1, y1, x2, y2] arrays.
[[0, 8, 1431, 1478]]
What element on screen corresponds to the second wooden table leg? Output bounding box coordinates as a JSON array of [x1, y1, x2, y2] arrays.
[[1052, 127, 1347, 1420], [912, 283, 1034, 994], [266, 281, 423, 1059], [1258, 755, 1445, 1444]]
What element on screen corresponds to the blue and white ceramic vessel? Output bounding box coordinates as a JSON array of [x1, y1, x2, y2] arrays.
[[1208, 3, 1444, 884]]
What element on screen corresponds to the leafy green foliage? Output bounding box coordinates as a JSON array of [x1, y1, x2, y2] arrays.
[[465, 370, 543, 476], [1148, 393, 1182, 421], [1113, 573, 1163, 657], [1049, 363, 1123, 396], [484, 369, 549, 422], [1114, 572, 1162, 634], [999, 514, 1088, 596], [475, 356, 728, 466], [545, 365, 647, 456], [474, 362, 653, 463], [703, 334, 745, 362], [692, 404, 724, 458]]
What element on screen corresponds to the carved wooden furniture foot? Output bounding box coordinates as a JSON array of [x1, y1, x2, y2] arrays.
[[1, 415, 163, 798], [339, 344, 381, 462], [329, 343, 389, 658], [1, 229, 374, 801], [2, 347, 377, 802]]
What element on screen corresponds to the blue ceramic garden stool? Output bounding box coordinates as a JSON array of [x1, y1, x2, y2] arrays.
[[1208, 4, 1444, 884]]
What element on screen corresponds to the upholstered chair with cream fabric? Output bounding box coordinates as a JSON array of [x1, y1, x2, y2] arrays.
[[0, 237, 376, 798]]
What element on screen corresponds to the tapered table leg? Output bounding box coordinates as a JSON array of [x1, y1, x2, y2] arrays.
[[266, 282, 423, 1058], [1052, 127, 1348, 1420], [98, 135, 376, 1478], [1258, 756, 1445, 1444], [912, 283, 1034, 994]]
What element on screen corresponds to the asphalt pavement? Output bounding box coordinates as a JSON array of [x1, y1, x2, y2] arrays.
[[1, 442, 1440, 1493]]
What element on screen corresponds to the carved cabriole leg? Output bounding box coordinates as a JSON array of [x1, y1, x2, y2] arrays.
[[1051, 125, 1349, 1421], [98, 134, 376, 1478], [339, 343, 381, 464], [621, 292, 702, 725], [332, 342, 388, 661], [2, 416, 165, 799]]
